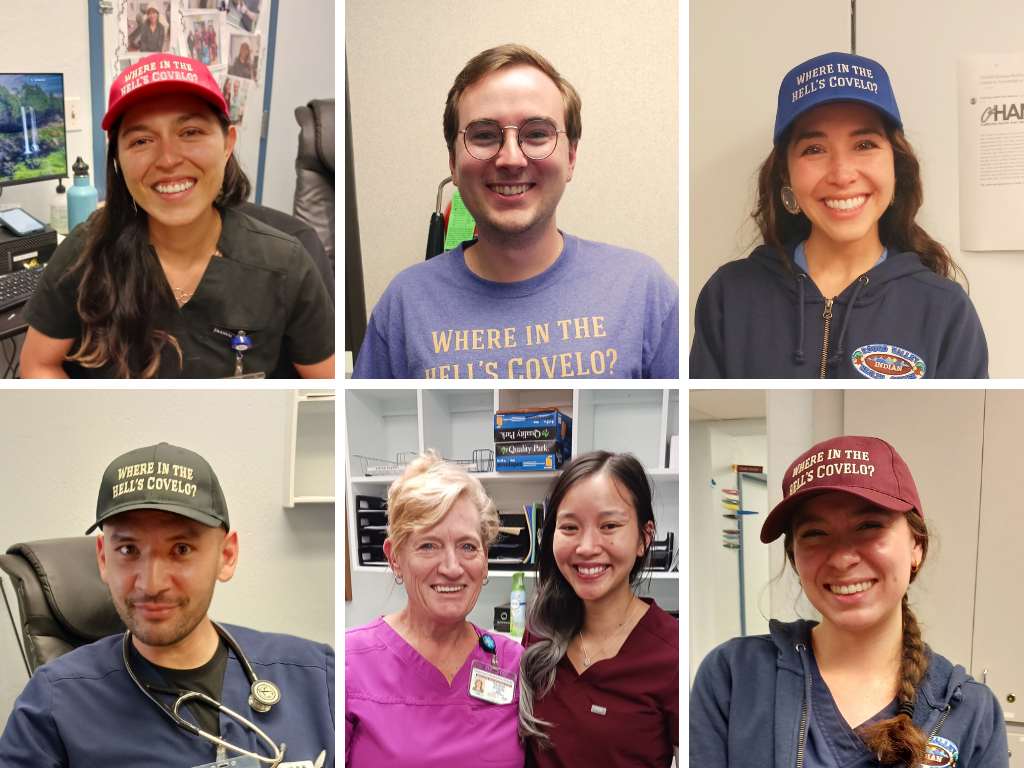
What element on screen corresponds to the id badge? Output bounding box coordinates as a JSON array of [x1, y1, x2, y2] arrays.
[[468, 659, 517, 705]]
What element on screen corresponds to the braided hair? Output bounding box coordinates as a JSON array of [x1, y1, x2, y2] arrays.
[[784, 512, 930, 767]]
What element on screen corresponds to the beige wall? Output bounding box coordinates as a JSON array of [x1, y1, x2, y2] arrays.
[[690, 0, 1024, 377], [347, 0, 679, 318]]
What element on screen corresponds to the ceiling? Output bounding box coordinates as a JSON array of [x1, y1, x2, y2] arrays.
[[689, 390, 766, 422]]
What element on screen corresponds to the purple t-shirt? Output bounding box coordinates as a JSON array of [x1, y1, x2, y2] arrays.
[[345, 617, 526, 767], [353, 233, 679, 379]]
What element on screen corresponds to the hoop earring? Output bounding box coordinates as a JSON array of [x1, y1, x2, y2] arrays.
[[395, 574, 404, 585], [910, 559, 920, 574], [781, 186, 801, 215], [482, 577, 489, 586]]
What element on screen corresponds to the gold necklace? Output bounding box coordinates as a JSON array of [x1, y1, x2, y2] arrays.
[[579, 595, 641, 667]]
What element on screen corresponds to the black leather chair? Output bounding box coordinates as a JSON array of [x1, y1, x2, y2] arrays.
[[293, 99, 335, 274], [0, 537, 125, 674]]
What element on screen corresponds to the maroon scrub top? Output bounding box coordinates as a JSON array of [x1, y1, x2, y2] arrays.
[[523, 598, 679, 768]]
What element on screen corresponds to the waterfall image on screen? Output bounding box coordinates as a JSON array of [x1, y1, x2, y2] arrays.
[[0, 74, 68, 186]]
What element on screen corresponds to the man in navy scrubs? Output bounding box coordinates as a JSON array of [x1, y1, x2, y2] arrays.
[[0, 442, 334, 768]]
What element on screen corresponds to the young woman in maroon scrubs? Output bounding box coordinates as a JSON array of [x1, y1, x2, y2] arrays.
[[519, 452, 678, 767]]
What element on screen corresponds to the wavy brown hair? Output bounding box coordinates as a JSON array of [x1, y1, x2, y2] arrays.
[[752, 121, 966, 287], [785, 512, 930, 767], [64, 107, 250, 378]]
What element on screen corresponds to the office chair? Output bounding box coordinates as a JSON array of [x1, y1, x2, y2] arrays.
[[0, 537, 125, 675], [294, 99, 335, 272]]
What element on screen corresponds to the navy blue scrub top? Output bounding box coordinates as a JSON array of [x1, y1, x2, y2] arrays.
[[805, 651, 899, 768]]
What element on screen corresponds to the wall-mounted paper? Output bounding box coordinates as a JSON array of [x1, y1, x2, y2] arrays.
[[958, 53, 1024, 251]]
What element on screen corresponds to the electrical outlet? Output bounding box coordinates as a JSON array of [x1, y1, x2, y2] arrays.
[[66, 98, 82, 131]]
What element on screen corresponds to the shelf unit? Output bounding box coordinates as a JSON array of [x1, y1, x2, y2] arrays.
[[346, 388, 679, 579], [283, 390, 336, 507]]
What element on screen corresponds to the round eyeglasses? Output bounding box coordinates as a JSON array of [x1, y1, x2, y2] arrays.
[[459, 119, 566, 161]]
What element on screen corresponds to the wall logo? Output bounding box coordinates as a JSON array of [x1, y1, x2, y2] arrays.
[[920, 735, 958, 766], [851, 344, 926, 379]]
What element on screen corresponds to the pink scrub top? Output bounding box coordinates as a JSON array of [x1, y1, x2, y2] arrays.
[[345, 617, 526, 767]]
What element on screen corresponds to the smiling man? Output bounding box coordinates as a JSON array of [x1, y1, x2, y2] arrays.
[[0, 442, 334, 768], [353, 44, 679, 380]]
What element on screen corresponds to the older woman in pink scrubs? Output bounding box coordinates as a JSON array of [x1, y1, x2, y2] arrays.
[[345, 451, 526, 767]]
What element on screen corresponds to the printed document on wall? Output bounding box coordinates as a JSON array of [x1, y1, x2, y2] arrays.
[[958, 53, 1024, 251]]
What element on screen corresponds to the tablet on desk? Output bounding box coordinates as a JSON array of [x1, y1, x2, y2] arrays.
[[0, 208, 46, 236]]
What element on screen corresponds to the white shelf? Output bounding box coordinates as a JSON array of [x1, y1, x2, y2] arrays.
[[284, 390, 335, 507]]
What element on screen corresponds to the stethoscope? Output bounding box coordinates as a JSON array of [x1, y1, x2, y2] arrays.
[[122, 621, 285, 766]]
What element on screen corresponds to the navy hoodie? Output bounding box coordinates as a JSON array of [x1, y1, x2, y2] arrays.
[[689, 619, 1008, 768], [690, 242, 989, 378]]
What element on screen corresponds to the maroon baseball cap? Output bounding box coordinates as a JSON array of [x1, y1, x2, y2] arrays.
[[102, 53, 229, 132], [760, 435, 922, 543]]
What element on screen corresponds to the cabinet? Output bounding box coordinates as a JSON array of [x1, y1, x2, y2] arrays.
[[283, 390, 335, 506], [346, 388, 679, 581]]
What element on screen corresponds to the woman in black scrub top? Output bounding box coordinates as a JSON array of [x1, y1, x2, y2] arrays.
[[20, 52, 334, 379], [690, 436, 1007, 768]]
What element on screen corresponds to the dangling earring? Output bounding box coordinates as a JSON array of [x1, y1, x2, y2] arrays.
[[781, 186, 801, 214], [131, 197, 138, 216], [910, 559, 920, 574]]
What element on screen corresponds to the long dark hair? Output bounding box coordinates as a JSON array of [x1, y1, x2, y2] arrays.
[[784, 512, 931, 766], [64, 107, 250, 378], [752, 120, 966, 286], [518, 451, 656, 748]]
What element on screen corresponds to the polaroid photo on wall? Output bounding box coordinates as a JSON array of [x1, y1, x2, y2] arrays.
[[225, 0, 261, 33], [123, 0, 172, 54], [228, 32, 260, 85], [220, 76, 253, 129], [176, 10, 227, 68]]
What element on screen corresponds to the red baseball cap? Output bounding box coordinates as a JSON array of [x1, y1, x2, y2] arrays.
[[102, 53, 229, 132], [760, 435, 922, 543]]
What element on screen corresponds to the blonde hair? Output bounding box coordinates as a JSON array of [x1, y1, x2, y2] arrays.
[[386, 450, 499, 562]]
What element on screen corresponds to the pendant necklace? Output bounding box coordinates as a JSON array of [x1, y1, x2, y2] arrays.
[[579, 595, 641, 667], [172, 248, 221, 305]]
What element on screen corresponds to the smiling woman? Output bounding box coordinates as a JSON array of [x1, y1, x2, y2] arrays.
[[19, 52, 334, 379], [345, 451, 525, 768], [519, 451, 678, 767], [690, 51, 989, 379], [690, 435, 1007, 767]]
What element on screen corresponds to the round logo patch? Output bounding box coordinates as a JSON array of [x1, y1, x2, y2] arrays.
[[920, 735, 958, 766], [852, 344, 926, 379]]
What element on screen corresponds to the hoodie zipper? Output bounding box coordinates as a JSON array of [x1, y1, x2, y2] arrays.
[[796, 675, 811, 768], [929, 702, 955, 765], [819, 298, 834, 379]]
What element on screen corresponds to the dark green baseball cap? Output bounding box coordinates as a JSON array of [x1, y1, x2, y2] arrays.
[[87, 443, 229, 534]]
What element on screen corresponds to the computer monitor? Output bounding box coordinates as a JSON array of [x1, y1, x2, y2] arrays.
[[0, 73, 68, 189]]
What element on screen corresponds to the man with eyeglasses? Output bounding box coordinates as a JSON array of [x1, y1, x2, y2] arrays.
[[353, 44, 678, 380]]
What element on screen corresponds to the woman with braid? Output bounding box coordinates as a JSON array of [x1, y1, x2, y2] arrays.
[[690, 436, 1007, 767]]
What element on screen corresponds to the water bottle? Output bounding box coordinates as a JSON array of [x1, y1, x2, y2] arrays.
[[50, 180, 68, 235], [510, 572, 526, 638], [67, 157, 98, 231]]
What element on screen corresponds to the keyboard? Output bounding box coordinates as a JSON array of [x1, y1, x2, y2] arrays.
[[0, 264, 44, 313]]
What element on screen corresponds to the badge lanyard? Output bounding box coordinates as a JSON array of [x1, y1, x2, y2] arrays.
[[123, 621, 284, 765], [468, 632, 518, 707], [224, 331, 265, 379]]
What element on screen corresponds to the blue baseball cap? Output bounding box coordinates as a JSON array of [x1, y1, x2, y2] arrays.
[[773, 52, 902, 144]]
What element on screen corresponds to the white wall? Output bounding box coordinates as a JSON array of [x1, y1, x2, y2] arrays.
[[0, 390, 334, 724], [260, 0, 336, 216], [690, 0, 1024, 377], [347, 0, 679, 316], [1, 4, 96, 224]]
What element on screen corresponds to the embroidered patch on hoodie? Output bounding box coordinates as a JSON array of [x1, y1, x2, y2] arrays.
[[851, 344, 926, 379], [921, 735, 958, 766]]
